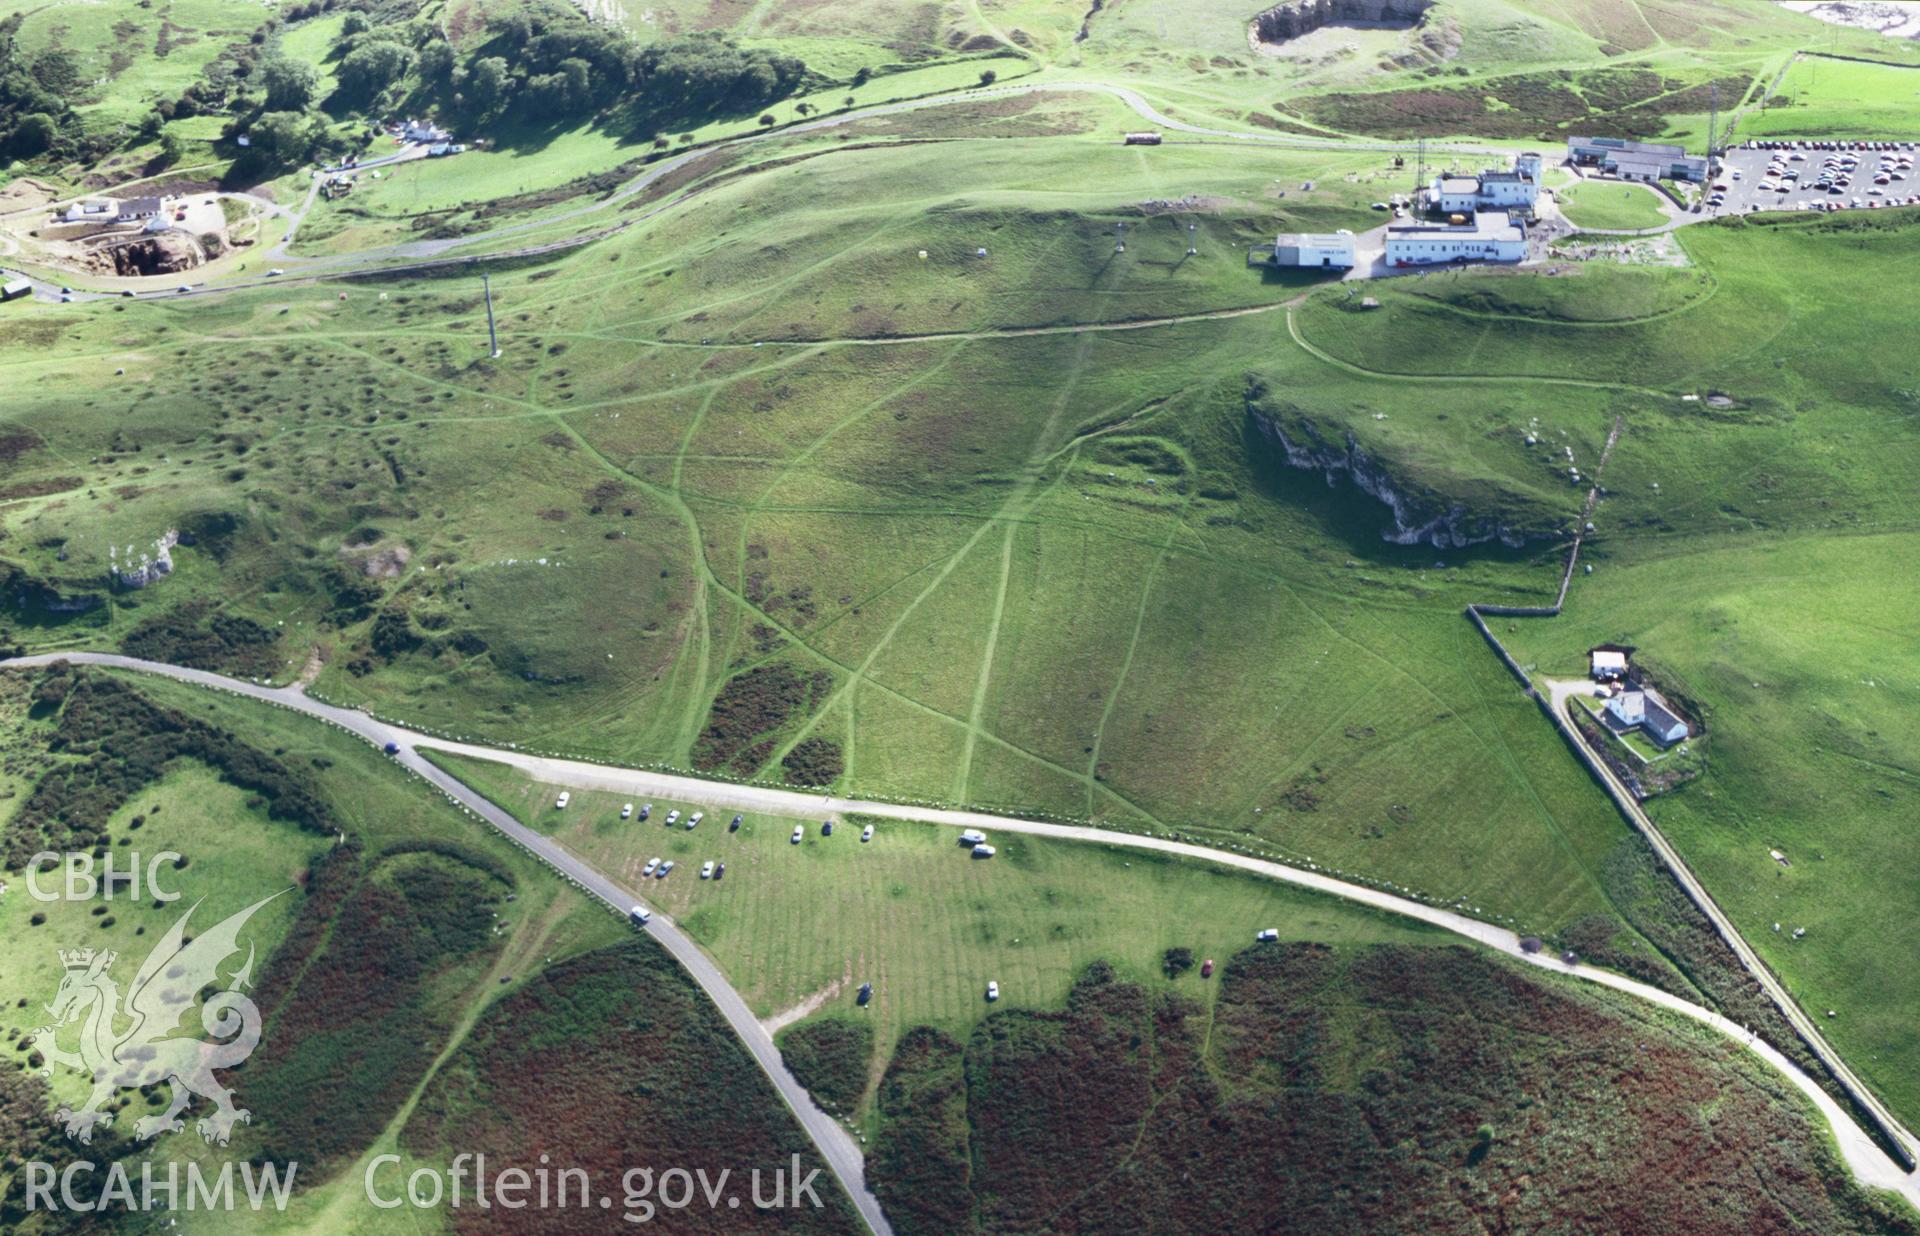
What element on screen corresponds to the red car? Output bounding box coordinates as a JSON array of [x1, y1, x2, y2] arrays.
[[1200, 959, 1214, 979]]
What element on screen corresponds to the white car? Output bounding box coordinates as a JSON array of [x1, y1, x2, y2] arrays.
[[985, 981, 999, 1002], [687, 812, 704, 829], [642, 857, 661, 876], [266, 268, 285, 276], [629, 905, 651, 925], [621, 802, 633, 820], [555, 791, 570, 809], [1257, 928, 1280, 942], [700, 861, 715, 879], [666, 809, 680, 825], [791, 825, 804, 844], [861, 824, 874, 843]]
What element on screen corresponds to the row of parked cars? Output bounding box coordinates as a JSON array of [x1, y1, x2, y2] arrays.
[[1745, 139, 1914, 152]]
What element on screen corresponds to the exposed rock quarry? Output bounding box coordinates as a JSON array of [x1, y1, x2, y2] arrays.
[[88, 231, 201, 277], [110, 530, 178, 589], [1252, 0, 1434, 43], [1248, 403, 1551, 549], [342, 543, 412, 579]]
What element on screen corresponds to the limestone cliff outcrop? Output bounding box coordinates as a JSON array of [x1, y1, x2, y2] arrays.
[[1253, 0, 1434, 43], [110, 531, 178, 589], [1246, 388, 1559, 549]]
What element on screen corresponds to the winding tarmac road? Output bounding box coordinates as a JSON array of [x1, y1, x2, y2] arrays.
[[0, 653, 891, 1235], [4, 651, 1917, 1217], [3, 77, 1513, 306]]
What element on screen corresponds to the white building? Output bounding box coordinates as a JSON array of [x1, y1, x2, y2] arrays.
[[1385, 211, 1526, 266], [1589, 646, 1629, 680], [1272, 230, 1356, 269], [1427, 153, 1541, 214], [60, 199, 117, 224], [115, 197, 163, 223], [1606, 689, 1689, 747]]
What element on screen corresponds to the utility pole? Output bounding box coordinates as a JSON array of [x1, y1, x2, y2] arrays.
[[1414, 137, 1428, 209], [482, 272, 500, 358], [1707, 80, 1719, 159]]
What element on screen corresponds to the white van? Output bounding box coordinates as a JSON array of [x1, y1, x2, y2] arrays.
[[959, 829, 986, 846], [971, 844, 996, 859]]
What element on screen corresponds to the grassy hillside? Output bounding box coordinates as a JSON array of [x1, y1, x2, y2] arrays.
[[870, 945, 1920, 1235], [1503, 528, 1920, 1136], [0, 667, 865, 1231], [424, 749, 1449, 1124]]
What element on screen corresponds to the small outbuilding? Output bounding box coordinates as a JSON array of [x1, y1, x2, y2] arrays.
[[1273, 230, 1356, 269], [1589, 643, 1632, 680]]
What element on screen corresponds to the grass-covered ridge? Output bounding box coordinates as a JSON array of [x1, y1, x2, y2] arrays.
[[0, 668, 854, 1228], [870, 946, 1920, 1235]]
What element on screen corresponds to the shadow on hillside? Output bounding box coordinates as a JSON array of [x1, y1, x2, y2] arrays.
[[1237, 413, 1550, 576]]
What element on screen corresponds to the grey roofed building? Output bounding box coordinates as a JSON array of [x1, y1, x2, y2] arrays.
[[1566, 135, 1707, 182], [116, 196, 163, 221], [1606, 688, 1690, 747]]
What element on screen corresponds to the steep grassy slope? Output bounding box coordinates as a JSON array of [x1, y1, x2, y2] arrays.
[[0, 668, 858, 1231], [869, 947, 1920, 1235]]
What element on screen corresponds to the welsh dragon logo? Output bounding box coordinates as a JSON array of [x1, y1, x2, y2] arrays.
[[34, 893, 285, 1146]]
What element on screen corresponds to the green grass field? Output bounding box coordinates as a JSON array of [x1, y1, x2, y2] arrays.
[[1504, 528, 1920, 1131], [425, 748, 1451, 1119], [1745, 56, 1920, 138], [1558, 179, 1671, 230]]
